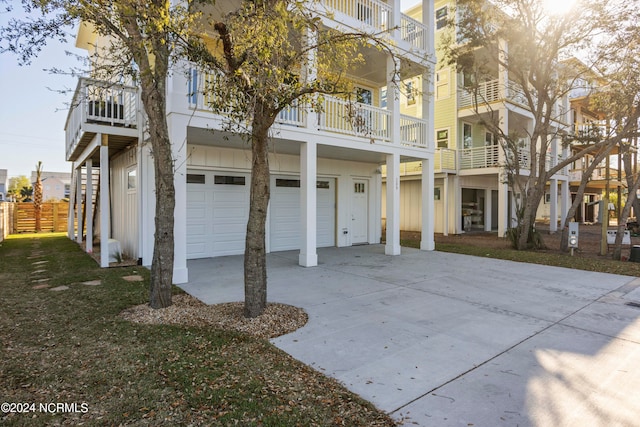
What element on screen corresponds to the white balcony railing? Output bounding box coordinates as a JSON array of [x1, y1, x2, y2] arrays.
[[569, 167, 607, 182], [459, 79, 567, 122], [65, 77, 138, 160], [188, 69, 428, 149], [435, 148, 457, 171], [458, 80, 502, 109], [459, 145, 500, 169], [573, 122, 609, 138], [319, 96, 391, 141], [400, 115, 426, 148], [400, 14, 428, 50], [323, 0, 392, 32], [321, 0, 428, 51]]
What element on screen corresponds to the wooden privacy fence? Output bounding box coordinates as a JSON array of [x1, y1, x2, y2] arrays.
[[0, 202, 16, 241], [13, 202, 70, 233]]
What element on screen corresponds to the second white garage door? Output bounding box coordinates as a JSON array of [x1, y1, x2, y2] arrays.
[[270, 177, 336, 252], [187, 171, 336, 259]]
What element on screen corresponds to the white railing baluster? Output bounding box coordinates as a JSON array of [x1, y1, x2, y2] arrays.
[[64, 77, 139, 160]]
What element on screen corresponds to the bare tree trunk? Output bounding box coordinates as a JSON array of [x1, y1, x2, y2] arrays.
[[613, 150, 640, 260], [244, 117, 272, 318], [143, 80, 175, 310], [517, 185, 545, 250]]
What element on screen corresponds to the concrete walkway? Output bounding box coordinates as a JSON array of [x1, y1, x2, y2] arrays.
[[181, 245, 640, 427]]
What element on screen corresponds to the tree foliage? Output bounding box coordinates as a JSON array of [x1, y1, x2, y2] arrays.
[[442, 0, 618, 250], [186, 0, 398, 317], [588, 3, 640, 259], [1, 0, 206, 308], [8, 176, 32, 202]]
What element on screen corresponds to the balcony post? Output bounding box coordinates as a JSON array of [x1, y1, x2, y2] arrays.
[[67, 166, 76, 240], [392, 0, 401, 39], [299, 140, 318, 267], [498, 38, 508, 100], [498, 105, 510, 237], [560, 179, 569, 229], [169, 114, 189, 284], [76, 165, 83, 245], [549, 178, 558, 232], [420, 157, 435, 251], [303, 28, 319, 130], [385, 152, 401, 255], [99, 134, 110, 268], [86, 159, 93, 254], [387, 55, 401, 146], [484, 188, 492, 232]]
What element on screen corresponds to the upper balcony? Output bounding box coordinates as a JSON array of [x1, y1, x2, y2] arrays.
[[320, 0, 429, 53], [458, 79, 566, 121], [65, 78, 139, 162], [457, 141, 567, 176], [189, 70, 430, 151]]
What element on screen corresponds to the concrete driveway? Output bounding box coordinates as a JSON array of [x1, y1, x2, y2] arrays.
[[181, 245, 640, 427]]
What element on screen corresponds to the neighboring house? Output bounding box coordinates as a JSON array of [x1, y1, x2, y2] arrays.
[[563, 60, 622, 224], [64, 1, 437, 281], [30, 171, 72, 201], [0, 169, 7, 201], [383, 0, 571, 237]]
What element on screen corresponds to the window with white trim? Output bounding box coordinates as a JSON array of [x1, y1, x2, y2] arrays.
[[436, 6, 448, 31], [436, 68, 450, 100], [436, 129, 449, 148]]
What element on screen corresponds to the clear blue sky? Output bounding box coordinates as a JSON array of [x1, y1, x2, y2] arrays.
[[0, 0, 422, 181], [0, 6, 81, 180]]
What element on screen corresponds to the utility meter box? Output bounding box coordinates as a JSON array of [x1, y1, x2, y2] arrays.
[[568, 222, 579, 248]]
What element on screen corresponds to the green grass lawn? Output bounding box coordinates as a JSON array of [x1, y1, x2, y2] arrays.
[[400, 238, 640, 277], [0, 235, 395, 426]]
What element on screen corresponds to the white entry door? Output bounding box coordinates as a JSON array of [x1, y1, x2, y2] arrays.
[[351, 179, 368, 244]]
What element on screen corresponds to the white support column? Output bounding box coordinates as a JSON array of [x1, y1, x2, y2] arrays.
[[454, 175, 461, 233], [99, 134, 110, 268], [68, 167, 77, 240], [498, 107, 509, 237], [498, 181, 509, 237], [386, 153, 401, 255], [484, 188, 492, 231], [76, 166, 83, 245], [560, 179, 569, 228], [443, 173, 449, 236], [299, 140, 318, 267], [169, 115, 189, 284], [421, 158, 435, 250], [549, 178, 558, 232], [85, 159, 94, 253], [140, 141, 155, 267]]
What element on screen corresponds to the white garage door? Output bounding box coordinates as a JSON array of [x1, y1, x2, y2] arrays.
[[187, 171, 249, 259], [270, 177, 336, 252]]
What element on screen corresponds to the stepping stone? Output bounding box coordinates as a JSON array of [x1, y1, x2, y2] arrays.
[[32, 260, 49, 265], [122, 275, 144, 282], [27, 255, 43, 260], [31, 270, 47, 275], [50, 286, 69, 292], [81, 280, 102, 286], [32, 284, 50, 290], [32, 278, 51, 283]]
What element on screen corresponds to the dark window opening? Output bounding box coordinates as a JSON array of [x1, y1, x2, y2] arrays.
[[187, 174, 206, 184], [215, 175, 246, 185]]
